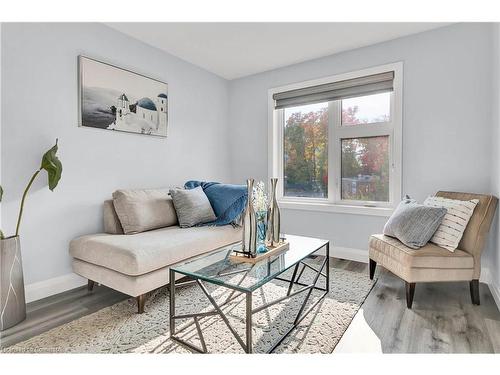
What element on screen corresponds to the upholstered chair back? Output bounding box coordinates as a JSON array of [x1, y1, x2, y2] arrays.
[[435, 191, 497, 278]]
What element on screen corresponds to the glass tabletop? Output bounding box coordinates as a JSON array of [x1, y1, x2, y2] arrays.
[[171, 234, 329, 292]]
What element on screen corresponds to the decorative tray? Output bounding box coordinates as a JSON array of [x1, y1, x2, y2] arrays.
[[229, 241, 290, 264]]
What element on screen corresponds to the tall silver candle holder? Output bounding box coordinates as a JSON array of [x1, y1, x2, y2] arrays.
[[241, 178, 257, 257], [266, 178, 281, 247]]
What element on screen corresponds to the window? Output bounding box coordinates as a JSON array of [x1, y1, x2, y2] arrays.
[[341, 92, 390, 126], [270, 63, 402, 215], [341, 136, 389, 202], [284, 102, 328, 198]]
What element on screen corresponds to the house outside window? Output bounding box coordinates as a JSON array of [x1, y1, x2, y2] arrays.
[[269, 63, 402, 216]]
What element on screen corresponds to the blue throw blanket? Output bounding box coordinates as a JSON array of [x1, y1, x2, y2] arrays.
[[184, 181, 247, 226]]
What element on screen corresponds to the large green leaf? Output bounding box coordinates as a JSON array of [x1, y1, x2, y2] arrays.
[[40, 139, 62, 191]]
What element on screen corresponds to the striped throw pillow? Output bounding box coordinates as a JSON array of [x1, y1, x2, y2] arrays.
[[423, 196, 479, 252]]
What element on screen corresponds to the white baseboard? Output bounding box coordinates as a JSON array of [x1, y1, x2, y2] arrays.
[[23, 246, 368, 303], [332, 246, 369, 263], [480, 267, 500, 310], [32, 250, 499, 309], [23, 258, 500, 311], [315, 245, 368, 263], [25, 273, 87, 303]]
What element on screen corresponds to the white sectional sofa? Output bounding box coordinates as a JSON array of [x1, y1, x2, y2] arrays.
[[70, 195, 241, 313]]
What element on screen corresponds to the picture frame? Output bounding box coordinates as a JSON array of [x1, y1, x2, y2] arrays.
[[78, 55, 168, 137]]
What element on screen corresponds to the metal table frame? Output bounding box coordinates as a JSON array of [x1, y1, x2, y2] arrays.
[[169, 242, 329, 353]]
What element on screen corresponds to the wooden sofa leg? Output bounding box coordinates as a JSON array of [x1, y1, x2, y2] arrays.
[[470, 279, 480, 305], [87, 280, 95, 292], [405, 282, 416, 309], [369, 259, 377, 280], [137, 294, 147, 314]]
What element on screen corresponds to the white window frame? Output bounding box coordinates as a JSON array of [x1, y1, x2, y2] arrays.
[[268, 62, 403, 217]]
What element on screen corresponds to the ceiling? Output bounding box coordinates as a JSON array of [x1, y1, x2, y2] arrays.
[[107, 23, 450, 80]]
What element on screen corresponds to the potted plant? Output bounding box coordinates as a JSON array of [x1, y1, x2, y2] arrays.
[[0, 140, 62, 331]]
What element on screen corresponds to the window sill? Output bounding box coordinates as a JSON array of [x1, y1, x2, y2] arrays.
[[278, 200, 394, 217]]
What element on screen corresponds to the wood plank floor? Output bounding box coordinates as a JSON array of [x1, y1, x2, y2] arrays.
[[334, 260, 500, 353], [0, 283, 128, 349], [1, 258, 499, 352]]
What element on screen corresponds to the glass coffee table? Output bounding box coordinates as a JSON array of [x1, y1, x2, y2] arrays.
[[169, 234, 330, 353]]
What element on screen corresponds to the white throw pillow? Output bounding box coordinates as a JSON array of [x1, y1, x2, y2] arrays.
[[423, 196, 479, 252]]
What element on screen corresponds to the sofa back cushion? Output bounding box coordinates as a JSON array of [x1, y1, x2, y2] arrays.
[[103, 200, 124, 234], [112, 188, 178, 234]]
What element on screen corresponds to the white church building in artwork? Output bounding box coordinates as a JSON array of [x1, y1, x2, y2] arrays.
[[116, 94, 130, 118], [157, 93, 168, 129], [136, 97, 159, 125], [108, 93, 168, 135]]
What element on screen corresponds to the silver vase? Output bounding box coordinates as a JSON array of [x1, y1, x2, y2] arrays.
[[242, 179, 257, 257], [266, 178, 281, 247], [0, 236, 27, 331]]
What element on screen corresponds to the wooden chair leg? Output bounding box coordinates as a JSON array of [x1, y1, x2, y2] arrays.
[[369, 259, 377, 280], [405, 282, 416, 309], [470, 279, 480, 305], [137, 294, 147, 314], [87, 280, 95, 292]]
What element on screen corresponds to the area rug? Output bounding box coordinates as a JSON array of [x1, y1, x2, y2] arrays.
[[4, 265, 375, 354]]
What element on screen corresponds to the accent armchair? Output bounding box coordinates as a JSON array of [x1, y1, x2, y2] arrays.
[[369, 191, 498, 308]]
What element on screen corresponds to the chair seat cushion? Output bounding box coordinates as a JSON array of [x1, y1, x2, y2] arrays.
[[369, 234, 473, 269], [70, 225, 241, 276]]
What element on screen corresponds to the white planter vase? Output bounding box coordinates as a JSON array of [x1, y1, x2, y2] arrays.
[[0, 236, 26, 331]]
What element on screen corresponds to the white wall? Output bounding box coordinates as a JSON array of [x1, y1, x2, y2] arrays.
[[0, 23, 231, 287], [2, 22, 499, 302], [228, 23, 495, 258], [0, 24, 2, 234], [488, 23, 500, 305]]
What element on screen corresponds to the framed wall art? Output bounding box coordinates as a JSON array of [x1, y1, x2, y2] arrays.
[[79, 56, 168, 137]]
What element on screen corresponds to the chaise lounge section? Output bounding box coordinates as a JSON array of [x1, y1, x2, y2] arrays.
[[70, 199, 241, 313]]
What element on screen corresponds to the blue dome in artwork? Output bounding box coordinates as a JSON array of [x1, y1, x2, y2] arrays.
[[137, 97, 157, 111], [158, 93, 168, 99]]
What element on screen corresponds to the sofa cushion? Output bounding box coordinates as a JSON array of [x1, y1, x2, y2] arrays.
[[69, 225, 241, 276], [369, 234, 473, 269], [112, 188, 178, 234]]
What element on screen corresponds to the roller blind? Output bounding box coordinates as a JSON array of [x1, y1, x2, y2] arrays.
[[273, 71, 394, 109]]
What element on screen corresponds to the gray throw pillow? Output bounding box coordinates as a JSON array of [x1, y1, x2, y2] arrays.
[[383, 196, 447, 249], [169, 186, 217, 228]]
